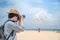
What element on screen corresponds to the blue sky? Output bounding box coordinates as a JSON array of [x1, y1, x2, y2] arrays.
[[0, 0, 60, 29]]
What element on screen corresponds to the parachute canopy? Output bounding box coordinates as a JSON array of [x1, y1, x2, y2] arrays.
[[33, 10, 48, 23]]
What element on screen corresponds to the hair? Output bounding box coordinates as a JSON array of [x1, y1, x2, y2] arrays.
[[8, 13, 20, 20]]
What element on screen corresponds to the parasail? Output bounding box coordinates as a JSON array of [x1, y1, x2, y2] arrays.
[[33, 10, 48, 23]]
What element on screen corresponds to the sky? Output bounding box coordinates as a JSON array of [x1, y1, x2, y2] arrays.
[[0, 0, 60, 29]]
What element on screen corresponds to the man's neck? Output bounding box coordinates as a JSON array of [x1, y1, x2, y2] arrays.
[[9, 18, 17, 22]]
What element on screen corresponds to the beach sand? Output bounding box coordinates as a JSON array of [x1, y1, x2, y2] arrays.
[[16, 31, 60, 40]]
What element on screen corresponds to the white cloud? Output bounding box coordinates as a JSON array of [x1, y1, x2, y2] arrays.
[[31, 0, 43, 3], [0, 0, 60, 29], [28, 7, 59, 28]]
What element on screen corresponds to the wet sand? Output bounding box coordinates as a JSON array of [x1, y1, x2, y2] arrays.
[[16, 31, 60, 40]]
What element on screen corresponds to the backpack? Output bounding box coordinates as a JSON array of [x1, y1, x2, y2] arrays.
[[0, 20, 14, 40]]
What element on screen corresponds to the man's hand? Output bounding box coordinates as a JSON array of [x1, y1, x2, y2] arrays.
[[18, 16, 24, 26]]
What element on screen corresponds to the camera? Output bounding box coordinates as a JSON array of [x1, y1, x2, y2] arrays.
[[22, 15, 25, 18], [17, 15, 25, 20]]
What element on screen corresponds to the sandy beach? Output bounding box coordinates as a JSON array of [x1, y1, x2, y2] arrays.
[[16, 31, 60, 40]]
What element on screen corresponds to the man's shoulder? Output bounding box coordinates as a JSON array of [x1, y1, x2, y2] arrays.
[[6, 21, 15, 25]]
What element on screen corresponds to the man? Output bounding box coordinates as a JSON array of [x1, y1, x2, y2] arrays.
[[4, 9, 25, 40]]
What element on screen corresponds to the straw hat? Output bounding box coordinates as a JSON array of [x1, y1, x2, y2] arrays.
[[9, 9, 19, 14]]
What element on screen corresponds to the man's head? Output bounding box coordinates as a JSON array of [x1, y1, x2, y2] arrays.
[[8, 9, 20, 21]]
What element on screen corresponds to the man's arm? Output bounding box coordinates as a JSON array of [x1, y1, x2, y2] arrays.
[[7, 21, 24, 32]]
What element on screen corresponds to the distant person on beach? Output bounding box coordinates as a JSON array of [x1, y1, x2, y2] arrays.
[[4, 9, 25, 40], [38, 28, 40, 32]]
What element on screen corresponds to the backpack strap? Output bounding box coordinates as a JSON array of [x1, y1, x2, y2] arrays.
[[3, 20, 9, 32], [6, 30, 14, 40], [3, 20, 14, 40]]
